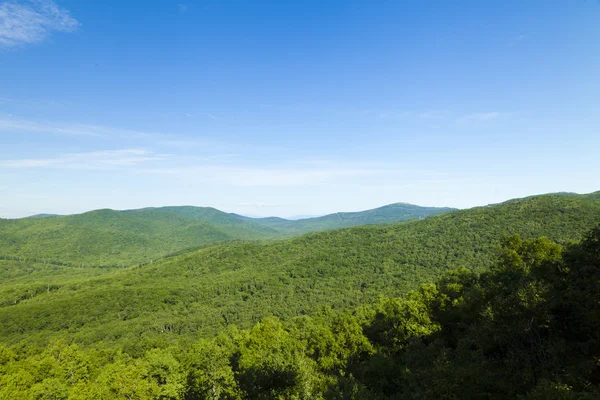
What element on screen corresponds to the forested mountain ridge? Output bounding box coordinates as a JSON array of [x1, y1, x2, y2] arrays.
[[1, 226, 599, 399], [24, 213, 62, 219], [1, 193, 599, 352], [234, 202, 457, 235], [0, 208, 241, 266], [584, 190, 600, 200], [0, 202, 453, 266], [122, 206, 280, 237]]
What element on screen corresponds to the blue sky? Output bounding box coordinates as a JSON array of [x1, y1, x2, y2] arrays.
[[0, 0, 599, 218]]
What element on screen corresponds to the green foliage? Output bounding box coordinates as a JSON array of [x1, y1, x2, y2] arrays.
[[0, 194, 599, 349], [0, 203, 452, 267], [186, 335, 241, 399], [2, 226, 600, 398], [0, 208, 264, 266], [0, 192, 599, 398], [239, 203, 456, 236]]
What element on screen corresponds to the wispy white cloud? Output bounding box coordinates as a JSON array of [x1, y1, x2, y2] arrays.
[[0, 149, 168, 169], [0, 114, 455, 192], [0, 0, 79, 48], [0, 117, 103, 136], [0, 117, 178, 138], [0, 144, 436, 189], [0, 115, 265, 158]]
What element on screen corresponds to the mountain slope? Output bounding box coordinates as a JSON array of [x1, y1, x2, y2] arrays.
[[584, 190, 600, 200], [0, 209, 241, 266], [0, 203, 454, 266], [123, 206, 282, 239], [237, 203, 456, 235], [1, 193, 599, 347], [24, 214, 61, 219]]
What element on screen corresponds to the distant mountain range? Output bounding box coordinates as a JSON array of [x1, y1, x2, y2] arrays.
[[0, 202, 455, 266], [24, 214, 62, 219], [233, 203, 456, 236], [1, 191, 599, 345]]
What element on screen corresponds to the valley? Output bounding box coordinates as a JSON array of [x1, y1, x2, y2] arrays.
[[0, 192, 599, 398]]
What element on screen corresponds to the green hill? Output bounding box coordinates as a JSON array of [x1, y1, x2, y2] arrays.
[[24, 214, 62, 219], [0, 203, 454, 266], [236, 203, 456, 235], [2, 227, 600, 399], [584, 190, 600, 200], [123, 206, 282, 240], [1, 193, 599, 349], [0, 208, 244, 266]]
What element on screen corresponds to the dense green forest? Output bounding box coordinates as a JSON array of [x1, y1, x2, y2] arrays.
[[233, 203, 456, 236], [1, 226, 599, 399], [0, 203, 452, 266], [0, 193, 599, 349], [1, 192, 599, 398]]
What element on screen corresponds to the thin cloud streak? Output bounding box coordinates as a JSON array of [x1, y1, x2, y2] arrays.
[[0, 116, 280, 157], [0, 117, 180, 139], [1, 148, 420, 187], [0, 149, 168, 170], [0, 146, 452, 192], [0, 118, 104, 137]]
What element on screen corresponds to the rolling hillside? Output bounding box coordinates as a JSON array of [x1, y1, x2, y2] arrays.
[[238, 202, 456, 235], [1, 192, 599, 348], [0, 208, 249, 266], [0, 203, 453, 266]]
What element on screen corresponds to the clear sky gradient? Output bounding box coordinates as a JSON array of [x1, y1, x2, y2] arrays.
[[1, 0, 599, 218]]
